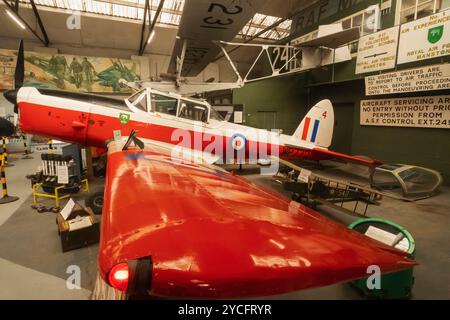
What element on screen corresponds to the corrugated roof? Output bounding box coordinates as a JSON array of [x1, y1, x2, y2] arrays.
[[22, 0, 291, 40]]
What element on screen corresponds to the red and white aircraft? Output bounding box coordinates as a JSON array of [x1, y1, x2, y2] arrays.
[[0, 41, 415, 299], [14, 85, 380, 167]]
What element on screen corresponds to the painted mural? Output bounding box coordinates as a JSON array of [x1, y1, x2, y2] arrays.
[[0, 49, 16, 90], [0, 49, 140, 93]]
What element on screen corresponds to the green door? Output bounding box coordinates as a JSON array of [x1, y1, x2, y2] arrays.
[[256, 111, 277, 131], [330, 103, 354, 154]]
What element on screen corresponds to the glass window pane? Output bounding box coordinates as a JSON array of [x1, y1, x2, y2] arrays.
[[179, 100, 208, 122], [349, 41, 359, 54], [209, 107, 224, 121], [352, 14, 363, 28], [401, 0, 417, 10], [128, 90, 144, 104], [151, 94, 178, 116], [417, 2, 435, 18], [342, 18, 351, 29], [135, 96, 147, 112], [400, 7, 416, 23]]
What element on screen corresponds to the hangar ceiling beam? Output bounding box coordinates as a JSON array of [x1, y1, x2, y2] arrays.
[[138, 0, 150, 56], [139, 0, 165, 56], [95, 0, 180, 16], [29, 0, 50, 47], [2, 0, 48, 46]]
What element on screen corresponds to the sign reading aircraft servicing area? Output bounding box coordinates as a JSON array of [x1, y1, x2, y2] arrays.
[[365, 63, 450, 95], [355, 26, 399, 74], [360, 95, 450, 129], [397, 9, 450, 64]]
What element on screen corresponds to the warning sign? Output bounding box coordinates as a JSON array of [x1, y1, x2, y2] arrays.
[[360, 96, 450, 128], [365, 64, 450, 95]]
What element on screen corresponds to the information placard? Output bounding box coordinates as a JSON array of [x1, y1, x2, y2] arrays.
[[360, 96, 450, 128], [356, 26, 399, 74], [57, 165, 69, 184], [397, 10, 450, 64], [365, 64, 450, 95]]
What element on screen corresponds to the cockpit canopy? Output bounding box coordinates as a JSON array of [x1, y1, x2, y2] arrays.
[[126, 89, 223, 122]]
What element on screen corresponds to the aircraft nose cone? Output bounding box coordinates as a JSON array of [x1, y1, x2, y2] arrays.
[[0, 117, 15, 137], [3, 89, 17, 105]]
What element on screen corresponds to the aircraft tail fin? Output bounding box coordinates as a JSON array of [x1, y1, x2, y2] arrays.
[[293, 99, 334, 149]]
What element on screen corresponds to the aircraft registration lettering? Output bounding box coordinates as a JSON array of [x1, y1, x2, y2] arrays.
[[200, 2, 243, 29]]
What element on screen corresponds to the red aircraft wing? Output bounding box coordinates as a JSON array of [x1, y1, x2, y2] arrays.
[[98, 142, 415, 298]]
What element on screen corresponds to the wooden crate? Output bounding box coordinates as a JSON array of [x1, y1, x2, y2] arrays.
[[56, 207, 100, 252]]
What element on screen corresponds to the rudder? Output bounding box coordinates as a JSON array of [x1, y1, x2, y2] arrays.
[[293, 99, 334, 148]]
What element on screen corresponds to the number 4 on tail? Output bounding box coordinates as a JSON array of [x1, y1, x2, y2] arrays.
[[322, 111, 327, 119]]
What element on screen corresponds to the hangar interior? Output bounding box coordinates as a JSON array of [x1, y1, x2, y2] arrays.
[[0, 0, 449, 300]]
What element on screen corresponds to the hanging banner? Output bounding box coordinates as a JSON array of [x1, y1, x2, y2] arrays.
[[355, 26, 399, 74], [397, 9, 450, 64], [360, 96, 450, 128], [365, 63, 450, 95]]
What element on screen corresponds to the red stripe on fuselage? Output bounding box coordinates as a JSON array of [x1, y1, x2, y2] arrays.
[[19, 101, 295, 160], [301, 117, 311, 141]]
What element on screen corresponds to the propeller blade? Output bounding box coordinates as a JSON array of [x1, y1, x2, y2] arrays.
[[3, 90, 17, 105], [0, 118, 15, 137], [15, 40, 24, 90], [4, 40, 25, 114]]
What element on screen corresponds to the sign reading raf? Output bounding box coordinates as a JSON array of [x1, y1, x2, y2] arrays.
[[291, 0, 364, 35]]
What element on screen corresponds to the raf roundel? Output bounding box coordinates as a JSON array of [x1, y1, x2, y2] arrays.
[[230, 133, 246, 151]]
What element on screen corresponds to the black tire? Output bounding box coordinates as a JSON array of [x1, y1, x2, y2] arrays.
[[86, 191, 104, 215]]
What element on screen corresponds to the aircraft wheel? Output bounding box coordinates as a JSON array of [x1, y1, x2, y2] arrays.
[[86, 191, 104, 215]]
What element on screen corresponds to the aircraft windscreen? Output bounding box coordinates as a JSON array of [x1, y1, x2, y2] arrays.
[[127, 89, 145, 103], [209, 107, 224, 121]]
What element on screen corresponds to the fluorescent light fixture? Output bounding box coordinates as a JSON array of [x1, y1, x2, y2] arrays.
[[6, 10, 26, 29], [147, 30, 155, 44]]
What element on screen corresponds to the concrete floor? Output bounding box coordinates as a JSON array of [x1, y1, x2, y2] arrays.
[[0, 153, 92, 299], [0, 155, 449, 299]]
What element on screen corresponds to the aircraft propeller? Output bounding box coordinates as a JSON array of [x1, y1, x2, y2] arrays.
[[4, 40, 24, 113], [1, 40, 24, 136], [0, 117, 15, 137]]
